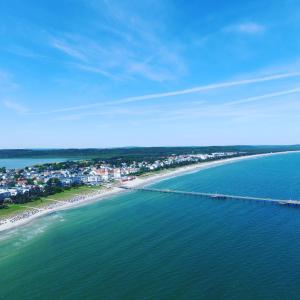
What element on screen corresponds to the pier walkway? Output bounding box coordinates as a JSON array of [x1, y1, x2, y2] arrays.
[[119, 186, 300, 207]]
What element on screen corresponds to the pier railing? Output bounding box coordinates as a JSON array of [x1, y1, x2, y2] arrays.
[[119, 186, 300, 207]]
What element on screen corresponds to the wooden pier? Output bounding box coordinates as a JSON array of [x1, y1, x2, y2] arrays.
[[119, 186, 300, 207]]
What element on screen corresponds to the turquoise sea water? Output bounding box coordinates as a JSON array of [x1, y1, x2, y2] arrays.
[[1, 153, 300, 299]]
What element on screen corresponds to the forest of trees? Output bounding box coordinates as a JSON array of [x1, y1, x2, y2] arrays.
[[1, 145, 300, 160]]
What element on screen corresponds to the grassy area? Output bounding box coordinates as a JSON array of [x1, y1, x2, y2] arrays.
[[0, 204, 28, 218], [0, 185, 103, 220], [38, 186, 102, 201]]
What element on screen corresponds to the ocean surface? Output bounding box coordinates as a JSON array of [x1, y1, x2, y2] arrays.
[[0, 157, 87, 169], [0, 158, 72, 169], [1, 152, 300, 299]]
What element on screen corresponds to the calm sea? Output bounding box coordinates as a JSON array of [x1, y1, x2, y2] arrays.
[[1, 152, 300, 299], [0, 157, 84, 169]]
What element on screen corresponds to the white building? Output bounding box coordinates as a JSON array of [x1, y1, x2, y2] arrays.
[[113, 168, 121, 179], [82, 175, 102, 185], [0, 189, 11, 200]]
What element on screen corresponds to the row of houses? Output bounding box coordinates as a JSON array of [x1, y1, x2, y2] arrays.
[[0, 152, 241, 198]]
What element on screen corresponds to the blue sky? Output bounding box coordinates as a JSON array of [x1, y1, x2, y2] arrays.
[[1, 0, 300, 148]]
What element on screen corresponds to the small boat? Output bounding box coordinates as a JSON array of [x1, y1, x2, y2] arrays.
[[211, 194, 227, 200]]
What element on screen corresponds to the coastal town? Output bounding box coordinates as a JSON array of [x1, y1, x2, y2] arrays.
[[0, 151, 240, 206]]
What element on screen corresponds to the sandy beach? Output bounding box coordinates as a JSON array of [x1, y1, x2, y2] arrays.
[[0, 150, 299, 233]]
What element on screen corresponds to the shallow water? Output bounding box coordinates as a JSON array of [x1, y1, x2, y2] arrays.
[[1, 153, 300, 299]]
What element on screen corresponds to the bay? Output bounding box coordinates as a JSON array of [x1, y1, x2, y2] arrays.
[[1, 153, 300, 299]]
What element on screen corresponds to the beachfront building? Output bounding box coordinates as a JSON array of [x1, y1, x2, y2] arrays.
[[91, 168, 110, 181], [0, 189, 10, 200], [8, 188, 18, 196], [82, 175, 102, 185], [113, 168, 121, 179]]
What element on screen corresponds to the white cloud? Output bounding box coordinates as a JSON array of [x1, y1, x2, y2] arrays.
[[49, 32, 185, 83], [37, 71, 300, 114], [225, 87, 300, 106], [0, 70, 19, 90], [127, 62, 175, 82], [225, 22, 265, 34], [48, 0, 185, 83], [2, 99, 29, 114], [74, 64, 118, 80], [51, 38, 86, 61]]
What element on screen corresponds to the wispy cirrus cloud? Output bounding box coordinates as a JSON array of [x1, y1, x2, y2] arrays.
[[57, 106, 157, 121], [49, 32, 185, 82], [51, 38, 87, 61], [4, 46, 44, 59], [2, 99, 29, 114], [224, 22, 266, 34], [0, 70, 19, 90], [74, 64, 120, 80], [48, 1, 186, 83], [35, 71, 300, 114], [225, 86, 300, 106], [139, 94, 300, 125]]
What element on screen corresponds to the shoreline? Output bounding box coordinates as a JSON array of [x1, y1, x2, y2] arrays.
[[1, 150, 299, 233]]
